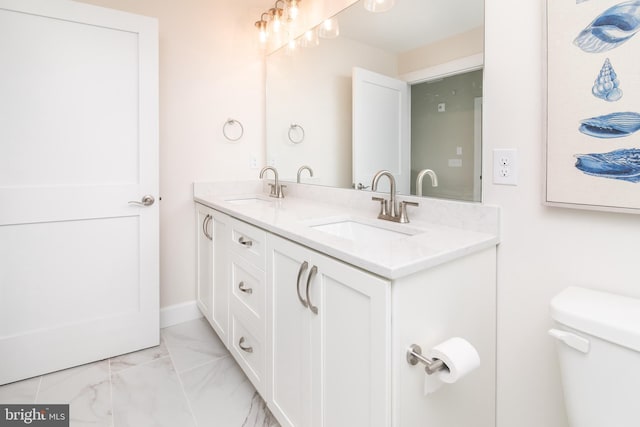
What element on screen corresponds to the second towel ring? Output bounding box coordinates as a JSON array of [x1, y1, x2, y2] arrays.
[[223, 118, 244, 142], [288, 123, 305, 144]]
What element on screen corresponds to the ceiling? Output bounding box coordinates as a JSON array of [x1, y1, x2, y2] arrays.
[[337, 0, 484, 53]]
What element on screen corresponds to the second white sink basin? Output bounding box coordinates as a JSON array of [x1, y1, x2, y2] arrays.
[[311, 219, 417, 243]]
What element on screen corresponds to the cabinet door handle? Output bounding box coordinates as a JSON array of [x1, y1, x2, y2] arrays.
[[202, 214, 212, 241], [296, 261, 309, 308], [306, 265, 318, 315], [239, 337, 253, 353], [238, 281, 253, 294], [238, 236, 253, 248]]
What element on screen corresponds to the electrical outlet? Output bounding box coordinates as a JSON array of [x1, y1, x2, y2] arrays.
[[493, 149, 518, 185], [249, 156, 258, 169]]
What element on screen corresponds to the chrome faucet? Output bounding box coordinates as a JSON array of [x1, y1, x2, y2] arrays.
[[416, 169, 438, 196], [297, 165, 314, 183], [259, 166, 285, 198], [371, 170, 419, 223]]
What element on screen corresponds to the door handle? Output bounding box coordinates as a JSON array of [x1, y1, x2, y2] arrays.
[[238, 281, 253, 294], [296, 261, 309, 308], [128, 195, 155, 207], [202, 214, 212, 241], [306, 265, 318, 315], [239, 337, 253, 353], [238, 236, 253, 248]]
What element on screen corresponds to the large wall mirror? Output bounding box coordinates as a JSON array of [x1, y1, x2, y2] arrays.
[[266, 0, 484, 201]]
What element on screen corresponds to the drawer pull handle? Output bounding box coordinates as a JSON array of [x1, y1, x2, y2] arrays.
[[306, 265, 318, 315], [238, 236, 253, 248], [238, 281, 253, 294], [296, 261, 309, 308], [202, 214, 213, 241], [239, 337, 253, 353]]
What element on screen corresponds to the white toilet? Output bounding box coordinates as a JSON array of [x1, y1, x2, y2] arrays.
[[549, 286, 640, 427]]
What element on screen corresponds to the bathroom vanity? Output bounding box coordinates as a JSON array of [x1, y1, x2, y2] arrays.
[[194, 181, 499, 427]]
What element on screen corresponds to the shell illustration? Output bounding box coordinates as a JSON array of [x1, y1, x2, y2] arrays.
[[579, 112, 640, 138], [592, 58, 623, 101], [574, 0, 640, 53], [575, 148, 640, 182]]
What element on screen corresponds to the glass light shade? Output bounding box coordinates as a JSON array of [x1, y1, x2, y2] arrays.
[[270, 7, 284, 32], [363, 0, 395, 13], [299, 28, 319, 47], [317, 18, 339, 39], [285, 37, 298, 55], [287, 0, 300, 21], [255, 19, 268, 43]]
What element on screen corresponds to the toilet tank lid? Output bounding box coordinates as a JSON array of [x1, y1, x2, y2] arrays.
[[550, 286, 640, 352]]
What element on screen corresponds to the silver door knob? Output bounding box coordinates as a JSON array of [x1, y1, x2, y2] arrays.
[[128, 195, 155, 206]]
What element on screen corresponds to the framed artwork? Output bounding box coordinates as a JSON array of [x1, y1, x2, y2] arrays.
[[545, 0, 640, 213]]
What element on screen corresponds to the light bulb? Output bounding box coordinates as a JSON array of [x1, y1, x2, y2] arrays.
[[363, 0, 395, 13], [288, 0, 299, 20], [318, 18, 339, 39]]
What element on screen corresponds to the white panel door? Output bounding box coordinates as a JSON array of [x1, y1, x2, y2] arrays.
[[352, 67, 410, 194], [0, 0, 159, 385]]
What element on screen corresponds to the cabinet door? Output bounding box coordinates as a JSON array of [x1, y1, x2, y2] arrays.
[[196, 205, 213, 323], [196, 205, 230, 345], [309, 251, 391, 427], [267, 234, 391, 427], [267, 235, 313, 427], [210, 210, 230, 345]]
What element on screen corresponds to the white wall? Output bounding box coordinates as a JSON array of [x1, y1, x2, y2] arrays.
[[484, 1, 640, 426], [77, 0, 267, 307]]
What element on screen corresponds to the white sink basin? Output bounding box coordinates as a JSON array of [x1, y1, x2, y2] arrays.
[[224, 197, 273, 206], [310, 219, 416, 242]]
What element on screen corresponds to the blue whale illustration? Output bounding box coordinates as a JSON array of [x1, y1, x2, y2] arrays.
[[575, 148, 640, 182], [579, 112, 640, 138], [574, 0, 640, 52]]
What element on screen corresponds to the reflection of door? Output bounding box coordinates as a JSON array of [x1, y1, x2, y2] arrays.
[[0, 0, 159, 384], [473, 97, 483, 202], [352, 67, 410, 194]]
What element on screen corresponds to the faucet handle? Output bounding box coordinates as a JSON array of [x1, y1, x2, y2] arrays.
[[278, 184, 287, 198], [372, 196, 388, 216], [399, 200, 419, 223]]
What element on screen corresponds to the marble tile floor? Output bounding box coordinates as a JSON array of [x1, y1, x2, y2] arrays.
[[0, 318, 280, 427]]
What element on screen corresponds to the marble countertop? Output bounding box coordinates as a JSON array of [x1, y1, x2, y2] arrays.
[[194, 181, 499, 280]]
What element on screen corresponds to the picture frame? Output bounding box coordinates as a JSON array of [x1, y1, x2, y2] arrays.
[[544, 0, 640, 214]]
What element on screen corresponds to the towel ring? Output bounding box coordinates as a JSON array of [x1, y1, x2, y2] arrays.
[[223, 118, 244, 142], [288, 123, 305, 144]]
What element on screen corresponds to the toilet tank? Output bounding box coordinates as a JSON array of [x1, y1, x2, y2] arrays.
[[549, 287, 640, 427]]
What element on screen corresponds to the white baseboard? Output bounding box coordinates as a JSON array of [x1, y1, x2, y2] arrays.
[[160, 300, 203, 329]]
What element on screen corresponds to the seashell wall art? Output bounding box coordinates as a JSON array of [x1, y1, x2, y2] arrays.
[[591, 58, 623, 101], [545, 0, 640, 213]]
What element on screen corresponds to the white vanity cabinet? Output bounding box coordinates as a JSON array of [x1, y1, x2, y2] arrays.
[[195, 203, 230, 345], [194, 191, 497, 427], [267, 233, 391, 427]]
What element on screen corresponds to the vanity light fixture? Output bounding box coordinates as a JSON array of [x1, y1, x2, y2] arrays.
[[363, 0, 395, 13], [256, 0, 302, 45], [286, 0, 300, 21], [255, 12, 269, 43], [317, 17, 339, 39], [269, 0, 285, 33]]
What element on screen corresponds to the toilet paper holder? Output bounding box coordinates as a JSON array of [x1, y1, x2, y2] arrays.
[[407, 344, 448, 375]]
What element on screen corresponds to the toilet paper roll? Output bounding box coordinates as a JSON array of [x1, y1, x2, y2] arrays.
[[423, 337, 481, 395], [428, 337, 481, 384]]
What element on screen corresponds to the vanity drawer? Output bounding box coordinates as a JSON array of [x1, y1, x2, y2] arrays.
[[230, 253, 265, 323], [230, 312, 265, 395], [229, 217, 266, 270]]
